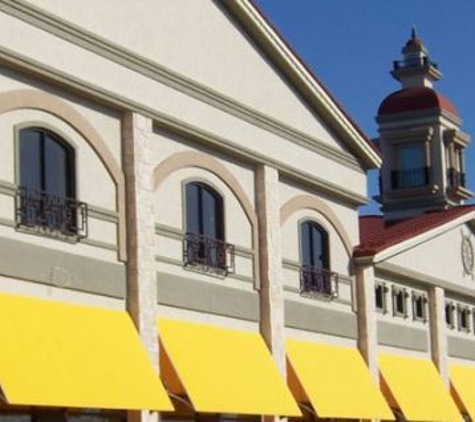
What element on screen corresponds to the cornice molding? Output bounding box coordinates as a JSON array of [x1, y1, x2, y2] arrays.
[[0, 28, 367, 206], [0, 0, 364, 172], [222, 0, 381, 169]]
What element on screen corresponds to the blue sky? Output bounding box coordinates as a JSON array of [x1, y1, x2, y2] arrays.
[[254, 0, 475, 214]]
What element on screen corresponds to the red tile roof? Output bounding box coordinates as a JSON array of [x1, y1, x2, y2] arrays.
[[355, 205, 475, 258], [378, 87, 459, 117]]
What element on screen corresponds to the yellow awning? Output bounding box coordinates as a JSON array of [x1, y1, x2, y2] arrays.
[[0, 293, 173, 411], [158, 318, 301, 416], [286, 339, 394, 420], [450, 365, 475, 420], [379, 354, 462, 422]]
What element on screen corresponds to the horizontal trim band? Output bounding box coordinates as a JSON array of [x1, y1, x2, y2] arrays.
[[0, 0, 364, 172]]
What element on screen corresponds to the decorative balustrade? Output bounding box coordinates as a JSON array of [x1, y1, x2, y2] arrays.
[[183, 232, 235, 276], [15, 186, 87, 240], [300, 265, 338, 298]]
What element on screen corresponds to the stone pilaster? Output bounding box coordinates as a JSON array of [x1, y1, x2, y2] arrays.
[[355, 264, 379, 382], [256, 165, 286, 376], [429, 286, 449, 385], [123, 112, 159, 422]]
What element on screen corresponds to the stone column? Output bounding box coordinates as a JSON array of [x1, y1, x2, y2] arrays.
[[355, 264, 379, 381], [123, 112, 160, 422], [429, 286, 449, 385], [256, 165, 286, 376]]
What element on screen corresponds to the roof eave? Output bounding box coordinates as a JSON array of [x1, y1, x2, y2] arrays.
[[355, 211, 475, 264], [221, 0, 382, 170]]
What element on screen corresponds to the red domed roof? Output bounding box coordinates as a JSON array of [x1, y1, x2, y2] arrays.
[[405, 37, 424, 48], [378, 87, 458, 117]]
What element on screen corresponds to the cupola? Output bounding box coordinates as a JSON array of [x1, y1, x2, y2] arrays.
[[374, 29, 472, 221]]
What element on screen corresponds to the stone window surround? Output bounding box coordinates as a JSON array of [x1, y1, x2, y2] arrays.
[[457, 304, 472, 333], [392, 285, 409, 318], [0, 89, 126, 261], [445, 301, 456, 329], [375, 282, 389, 314], [412, 291, 428, 323]]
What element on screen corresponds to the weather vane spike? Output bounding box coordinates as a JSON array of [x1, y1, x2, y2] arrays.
[[411, 25, 417, 39]]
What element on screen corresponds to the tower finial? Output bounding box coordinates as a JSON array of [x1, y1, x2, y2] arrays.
[[411, 25, 417, 39]]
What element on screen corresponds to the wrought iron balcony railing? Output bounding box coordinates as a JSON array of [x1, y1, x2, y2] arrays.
[[15, 186, 88, 240], [183, 232, 235, 276], [393, 56, 438, 71], [391, 167, 429, 190], [300, 265, 338, 299], [447, 168, 466, 189]]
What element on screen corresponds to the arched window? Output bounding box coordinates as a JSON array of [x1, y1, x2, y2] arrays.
[[299, 220, 335, 297], [17, 128, 86, 238], [300, 221, 329, 269], [185, 182, 224, 241], [184, 182, 232, 274]]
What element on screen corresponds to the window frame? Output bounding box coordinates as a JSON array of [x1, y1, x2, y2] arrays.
[[375, 282, 388, 314], [412, 292, 428, 323], [298, 219, 337, 299], [457, 304, 472, 333], [392, 286, 409, 318], [14, 125, 87, 240], [445, 301, 456, 329], [17, 126, 77, 199], [184, 180, 225, 241], [299, 219, 330, 270], [182, 180, 234, 276]]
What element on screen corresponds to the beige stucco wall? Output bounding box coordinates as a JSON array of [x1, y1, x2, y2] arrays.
[[152, 130, 256, 289], [387, 223, 475, 288], [0, 274, 124, 309], [23, 0, 353, 154], [0, 9, 368, 201]]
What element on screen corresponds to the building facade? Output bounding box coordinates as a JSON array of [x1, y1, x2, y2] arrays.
[[0, 2, 473, 422]]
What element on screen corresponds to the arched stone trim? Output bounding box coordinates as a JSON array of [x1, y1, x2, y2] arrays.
[[280, 194, 353, 256], [154, 150, 260, 286], [0, 89, 126, 261]]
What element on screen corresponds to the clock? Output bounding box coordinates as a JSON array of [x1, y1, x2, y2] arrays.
[[462, 236, 474, 275]]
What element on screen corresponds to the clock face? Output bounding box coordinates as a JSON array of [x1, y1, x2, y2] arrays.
[[462, 236, 474, 275]]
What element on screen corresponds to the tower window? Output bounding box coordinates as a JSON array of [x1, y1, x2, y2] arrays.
[[299, 221, 337, 298], [391, 143, 428, 189], [184, 182, 234, 275], [16, 128, 87, 239]]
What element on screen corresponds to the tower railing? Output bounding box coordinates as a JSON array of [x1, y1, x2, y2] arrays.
[[391, 167, 429, 190], [393, 56, 438, 71], [447, 168, 466, 189]]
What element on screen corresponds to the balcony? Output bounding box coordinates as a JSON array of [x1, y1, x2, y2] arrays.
[[391, 167, 429, 190], [447, 168, 466, 188], [183, 232, 235, 276], [393, 56, 438, 71], [300, 265, 338, 299], [15, 186, 88, 240]]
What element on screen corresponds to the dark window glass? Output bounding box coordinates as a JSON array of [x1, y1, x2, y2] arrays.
[[375, 284, 384, 310], [184, 182, 227, 273], [393, 289, 406, 316], [414, 295, 425, 320], [300, 221, 329, 269], [445, 303, 453, 327], [185, 182, 223, 239], [16, 128, 84, 237], [19, 128, 75, 198], [399, 144, 425, 171], [459, 307, 470, 331]]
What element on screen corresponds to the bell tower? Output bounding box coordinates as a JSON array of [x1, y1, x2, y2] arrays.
[[375, 28, 472, 220]]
